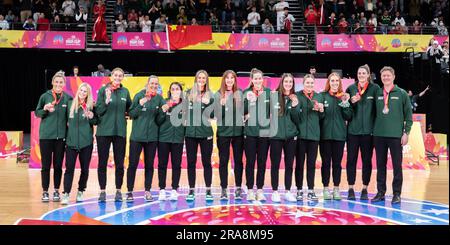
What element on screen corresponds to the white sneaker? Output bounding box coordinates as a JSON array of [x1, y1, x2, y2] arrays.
[[271, 191, 281, 203], [169, 190, 179, 201], [61, 193, 69, 205], [158, 189, 167, 201], [256, 189, 266, 201], [284, 191, 297, 202], [247, 190, 256, 201], [76, 191, 84, 202]]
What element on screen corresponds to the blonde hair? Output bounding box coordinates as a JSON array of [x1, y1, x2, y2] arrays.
[[188, 70, 210, 101], [111, 67, 125, 75], [380, 66, 395, 75], [52, 71, 66, 84], [303, 73, 315, 82], [69, 83, 94, 118]]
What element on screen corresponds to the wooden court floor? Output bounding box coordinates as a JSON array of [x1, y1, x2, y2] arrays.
[[0, 158, 448, 225]]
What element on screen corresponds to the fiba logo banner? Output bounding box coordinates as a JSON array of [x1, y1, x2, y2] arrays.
[[116, 36, 128, 46], [52, 35, 64, 45], [391, 39, 402, 48]]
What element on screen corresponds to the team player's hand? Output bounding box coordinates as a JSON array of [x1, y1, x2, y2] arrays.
[[401, 133, 409, 146], [290, 94, 298, 107], [44, 103, 54, 112], [341, 93, 350, 103], [317, 103, 324, 112], [161, 104, 169, 112], [139, 97, 148, 106], [351, 94, 361, 103], [220, 97, 227, 105], [247, 92, 256, 102], [85, 111, 94, 119], [105, 88, 112, 104], [201, 96, 210, 104], [244, 114, 250, 122]]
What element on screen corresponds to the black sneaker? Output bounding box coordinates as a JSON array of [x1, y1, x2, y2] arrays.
[[205, 189, 214, 201], [115, 190, 123, 202], [235, 187, 242, 200], [42, 192, 50, 202], [126, 192, 134, 202], [220, 188, 228, 200], [347, 188, 356, 200], [98, 191, 106, 202], [307, 191, 318, 201], [52, 191, 60, 202], [391, 194, 401, 204], [360, 188, 369, 200], [371, 192, 385, 202], [296, 190, 304, 201]]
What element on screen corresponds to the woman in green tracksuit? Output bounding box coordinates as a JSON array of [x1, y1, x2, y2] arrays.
[[61, 83, 97, 205], [345, 64, 380, 200], [214, 70, 244, 200], [243, 68, 272, 202], [95, 67, 132, 202], [295, 74, 324, 202], [35, 71, 72, 203], [157, 82, 185, 202], [269, 73, 300, 203], [319, 73, 352, 201], [125, 75, 165, 202], [184, 70, 215, 201]]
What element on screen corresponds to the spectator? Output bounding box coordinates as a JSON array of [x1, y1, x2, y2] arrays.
[[115, 14, 128, 32], [326, 12, 337, 34], [387, 0, 396, 16], [392, 11, 405, 26], [261, 18, 274, 33], [72, 66, 81, 77], [19, 0, 32, 23], [75, 7, 89, 24], [176, 16, 184, 25], [438, 20, 448, 36], [389, 22, 403, 34], [141, 0, 152, 13], [49, 2, 60, 21], [347, 13, 357, 27], [348, 0, 360, 17], [442, 41, 449, 70], [353, 21, 365, 33], [128, 9, 139, 27], [0, 15, 9, 30], [114, 0, 125, 16], [176, 7, 188, 24], [247, 6, 261, 33], [224, 18, 238, 32], [5, 10, 15, 24], [369, 13, 377, 29], [379, 10, 391, 34], [427, 40, 444, 90], [304, 4, 318, 25], [190, 17, 199, 26], [337, 16, 348, 33], [165, 0, 179, 23], [209, 12, 219, 31], [37, 13, 50, 30], [148, 1, 162, 23], [409, 20, 422, 34], [154, 14, 167, 32], [32, 0, 47, 22], [241, 19, 249, 33], [62, 0, 76, 19], [337, 0, 346, 15], [92, 64, 111, 77], [127, 20, 140, 32], [222, 0, 236, 24], [140, 15, 152, 32], [309, 66, 316, 75], [23, 16, 36, 30], [366, 19, 375, 33], [359, 12, 367, 27], [364, 0, 374, 17], [78, 0, 90, 14], [281, 7, 295, 34], [274, 0, 289, 31]]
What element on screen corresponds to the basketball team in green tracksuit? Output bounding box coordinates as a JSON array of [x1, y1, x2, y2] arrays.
[[36, 66, 412, 205]]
